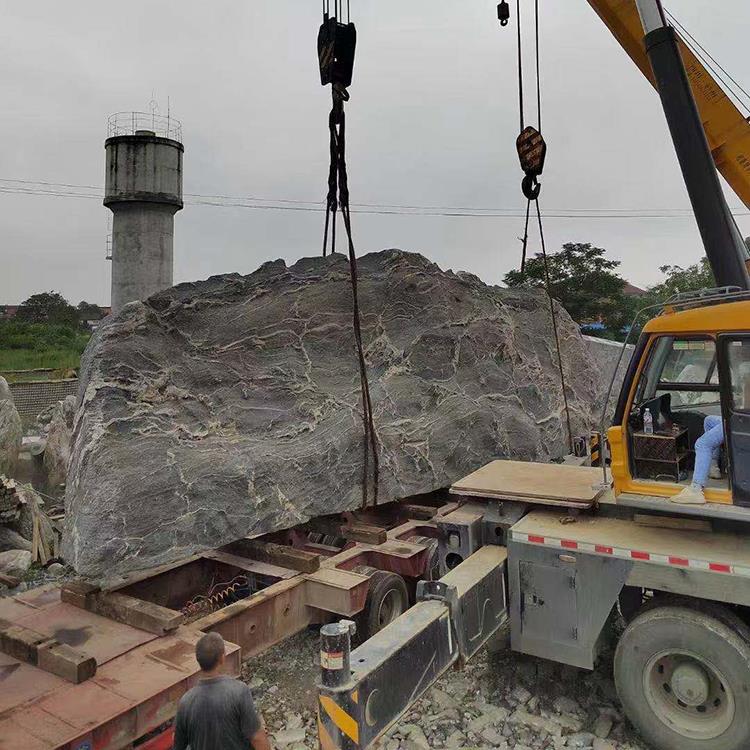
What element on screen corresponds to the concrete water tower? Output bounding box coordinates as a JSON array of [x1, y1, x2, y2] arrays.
[[104, 112, 184, 313]]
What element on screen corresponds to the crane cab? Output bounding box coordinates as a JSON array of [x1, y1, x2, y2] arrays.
[[608, 294, 750, 506]]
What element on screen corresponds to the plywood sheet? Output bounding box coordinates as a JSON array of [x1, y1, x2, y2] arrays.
[[451, 460, 603, 505]]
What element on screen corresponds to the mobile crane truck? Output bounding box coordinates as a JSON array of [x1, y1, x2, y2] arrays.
[[316, 2, 750, 749]]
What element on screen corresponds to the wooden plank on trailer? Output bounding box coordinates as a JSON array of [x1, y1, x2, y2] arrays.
[[303, 517, 388, 545], [0, 622, 96, 683], [60, 579, 99, 608], [63, 583, 183, 636], [344, 522, 388, 545], [0, 622, 48, 663], [304, 567, 370, 616], [90, 592, 183, 635], [15, 601, 156, 665], [399, 504, 438, 520], [37, 640, 97, 684], [222, 538, 320, 573], [451, 460, 603, 505]]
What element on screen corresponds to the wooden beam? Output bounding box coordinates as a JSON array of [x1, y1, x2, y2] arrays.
[[88, 592, 183, 635], [0, 623, 48, 663], [62, 581, 183, 635], [399, 504, 438, 520], [303, 517, 387, 545], [344, 522, 388, 545], [60, 579, 100, 608], [223, 538, 320, 573], [0, 622, 97, 683], [37, 640, 97, 683]]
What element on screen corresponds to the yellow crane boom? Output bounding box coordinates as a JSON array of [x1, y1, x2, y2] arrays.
[[587, 0, 750, 209]]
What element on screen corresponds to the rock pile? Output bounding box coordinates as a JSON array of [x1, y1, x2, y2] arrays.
[[0, 376, 22, 476], [0, 476, 57, 585], [64, 250, 605, 578]]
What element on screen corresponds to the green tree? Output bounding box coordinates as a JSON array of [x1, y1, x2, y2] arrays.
[[645, 258, 715, 301], [77, 301, 105, 322], [504, 242, 627, 332], [16, 292, 79, 327]]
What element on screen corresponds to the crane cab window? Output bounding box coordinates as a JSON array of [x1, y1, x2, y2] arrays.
[[629, 336, 725, 487], [721, 337, 750, 505], [726, 339, 750, 412]]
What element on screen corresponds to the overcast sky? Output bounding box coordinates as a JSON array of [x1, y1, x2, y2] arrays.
[[0, 1, 748, 305]]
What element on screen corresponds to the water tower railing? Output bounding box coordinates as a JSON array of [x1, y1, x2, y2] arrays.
[[106, 112, 182, 142]]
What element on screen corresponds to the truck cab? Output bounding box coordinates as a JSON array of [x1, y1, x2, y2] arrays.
[[609, 295, 750, 506]]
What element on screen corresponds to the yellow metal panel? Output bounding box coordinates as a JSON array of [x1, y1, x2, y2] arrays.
[[644, 301, 750, 335], [586, 0, 750, 208], [320, 695, 360, 743]]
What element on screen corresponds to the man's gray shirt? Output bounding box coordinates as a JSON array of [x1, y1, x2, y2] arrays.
[[174, 676, 261, 750]]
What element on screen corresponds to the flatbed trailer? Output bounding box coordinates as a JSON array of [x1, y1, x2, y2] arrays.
[[0, 496, 458, 750]]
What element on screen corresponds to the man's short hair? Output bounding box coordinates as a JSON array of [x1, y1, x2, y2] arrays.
[[195, 632, 225, 671]]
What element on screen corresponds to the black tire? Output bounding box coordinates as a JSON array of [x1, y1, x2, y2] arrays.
[[618, 585, 644, 623], [614, 605, 750, 750], [357, 571, 409, 642]]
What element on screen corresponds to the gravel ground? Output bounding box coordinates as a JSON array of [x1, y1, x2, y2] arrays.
[[241, 626, 651, 750]]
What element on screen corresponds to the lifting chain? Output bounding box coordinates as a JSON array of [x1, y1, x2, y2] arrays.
[[317, 2, 380, 508]]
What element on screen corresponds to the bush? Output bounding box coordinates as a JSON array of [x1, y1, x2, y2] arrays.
[[0, 321, 90, 373]]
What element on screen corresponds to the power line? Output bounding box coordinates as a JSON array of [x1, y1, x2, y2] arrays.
[[1, 178, 748, 219]]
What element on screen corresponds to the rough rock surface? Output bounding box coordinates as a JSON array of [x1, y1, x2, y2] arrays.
[[583, 336, 635, 423], [64, 250, 603, 577], [0, 526, 32, 553], [0, 377, 22, 476], [0, 548, 31, 576], [40, 394, 76, 490]]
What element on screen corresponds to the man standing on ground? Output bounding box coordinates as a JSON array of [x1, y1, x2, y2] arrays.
[[174, 631, 272, 750]]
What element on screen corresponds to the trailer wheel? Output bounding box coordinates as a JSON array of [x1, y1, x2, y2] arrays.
[[357, 571, 409, 642], [614, 605, 750, 750]]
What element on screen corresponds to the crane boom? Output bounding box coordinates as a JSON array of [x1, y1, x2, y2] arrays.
[[586, 0, 750, 211]]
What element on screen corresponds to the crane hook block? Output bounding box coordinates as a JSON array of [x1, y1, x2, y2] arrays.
[[318, 16, 357, 89], [516, 126, 546, 199], [498, 1, 510, 27]]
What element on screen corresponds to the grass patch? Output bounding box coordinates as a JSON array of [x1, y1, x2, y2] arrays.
[[0, 321, 89, 379]]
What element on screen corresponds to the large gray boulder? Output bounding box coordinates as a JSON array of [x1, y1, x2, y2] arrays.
[[64, 250, 602, 578], [582, 335, 635, 424], [0, 377, 22, 476]]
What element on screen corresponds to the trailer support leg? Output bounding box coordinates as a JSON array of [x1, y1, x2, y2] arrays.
[[317, 546, 508, 749]]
